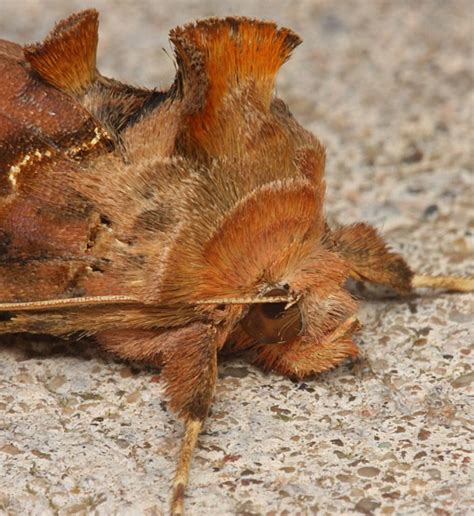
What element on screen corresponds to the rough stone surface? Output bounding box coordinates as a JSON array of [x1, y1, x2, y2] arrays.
[[0, 1, 473, 515]]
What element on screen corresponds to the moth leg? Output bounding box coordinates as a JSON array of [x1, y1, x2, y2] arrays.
[[328, 223, 413, 293], [158, 323, 220, 516], [329, 223, 474, 294], [98, 324, 221, 515], [412, 275, 474, 292], [171, 418, 203, 516]]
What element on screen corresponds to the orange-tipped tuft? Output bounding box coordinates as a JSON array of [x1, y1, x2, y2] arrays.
[[24, 9, 99, 94], [170, 17, 301, 150]]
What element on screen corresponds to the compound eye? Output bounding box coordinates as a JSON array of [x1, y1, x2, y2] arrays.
[[240, 288, 303, 344]]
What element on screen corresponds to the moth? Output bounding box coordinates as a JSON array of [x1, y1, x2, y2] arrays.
[[0, 9, 472, 515]]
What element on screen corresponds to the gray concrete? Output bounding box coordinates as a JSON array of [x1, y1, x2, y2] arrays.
[[0, 1, 473, 515]]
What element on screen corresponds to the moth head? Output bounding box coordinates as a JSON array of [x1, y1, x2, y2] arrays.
[[150, 171, 359, 379], [201, 233, 360, 380], [222, 261, 359, 379]]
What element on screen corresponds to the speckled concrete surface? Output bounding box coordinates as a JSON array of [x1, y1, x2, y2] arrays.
[[0, 1, 473, 515]]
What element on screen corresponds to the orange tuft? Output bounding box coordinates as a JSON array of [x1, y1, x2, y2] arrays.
[[24, 9, 98, 94], [170, 17, 301, 150]]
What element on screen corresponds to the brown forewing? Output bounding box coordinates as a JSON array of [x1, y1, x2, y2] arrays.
[[0, 33, 113, 302]]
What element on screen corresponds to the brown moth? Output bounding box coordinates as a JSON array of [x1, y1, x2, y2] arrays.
[[0, 9, 472, 515]]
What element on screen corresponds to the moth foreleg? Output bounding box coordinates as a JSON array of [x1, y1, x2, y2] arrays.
[[330, 223, 474, 294], [329, 223, 413, 293], [411, 274, 474, 292], [170, 418, 203, 516], [157, 323, 222, 515]]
